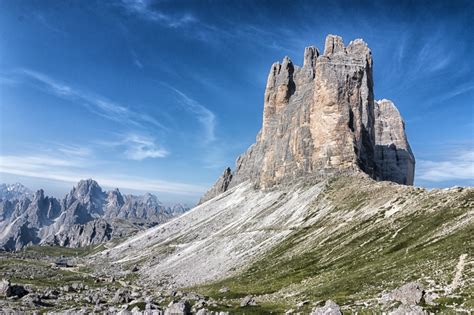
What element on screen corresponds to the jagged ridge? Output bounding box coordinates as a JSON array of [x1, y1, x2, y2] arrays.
[[0, 180, 189, 251]]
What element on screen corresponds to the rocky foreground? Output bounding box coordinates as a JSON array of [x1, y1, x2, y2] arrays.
[[1, 174, 472, 313]]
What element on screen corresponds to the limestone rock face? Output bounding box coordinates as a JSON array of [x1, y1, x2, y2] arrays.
[[201, 34, 414, 202], [374, 99, 415, 185], [49, 219, 113, 248]]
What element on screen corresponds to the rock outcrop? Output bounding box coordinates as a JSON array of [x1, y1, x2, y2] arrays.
[[199, 167, 232, 204], [200, 34, 414, 203], [0, 180, 190, 251]]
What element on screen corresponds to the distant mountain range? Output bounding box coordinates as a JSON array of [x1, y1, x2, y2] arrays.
[[0, 183, 33, 201], [0, 179, 189, 251]]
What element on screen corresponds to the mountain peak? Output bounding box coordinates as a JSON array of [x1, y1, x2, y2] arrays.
[[32, 189, 45, 201], [0, 183, 33, 201], [200, 34, 415, 203], [64, 179, 106, 216]]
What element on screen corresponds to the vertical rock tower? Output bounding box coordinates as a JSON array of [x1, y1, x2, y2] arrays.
[[200, 34, 415, 203]]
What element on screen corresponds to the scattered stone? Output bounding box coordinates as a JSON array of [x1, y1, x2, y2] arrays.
[[310, 300, 342, 315], [296, 300, 310, 308], [164, 300, 190, 315], [218, 287, 229, 293], [0, 279, 12, 296], [42, 288, 60, 299], [132, 265, 140, 272], [71, 282, 83, 291], [112, 288, 132, 304], [389, 282, 424, 305], [61, 284, 75, 292], [424, 291, 439, 306], [22, 293, 48, 307], [191, 299, 207, 311], [0, 279, 28, 298], [240, 295, 257, 307], [388, 304, 428, 315]]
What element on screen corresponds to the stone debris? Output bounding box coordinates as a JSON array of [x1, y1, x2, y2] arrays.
[[218, 287, 229, 293], [0, 279, 28, 298], [240, 295, 257, 307], [164, 300, 190, 315], [389, 282, 424, 305], [310, 300, 342, 315], [388, 304, 428, 315]]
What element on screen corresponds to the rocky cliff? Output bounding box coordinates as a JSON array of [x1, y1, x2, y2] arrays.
[[0, 180, 190, 251], [200, 35, 415, 203], [374, 99, 415, 185]]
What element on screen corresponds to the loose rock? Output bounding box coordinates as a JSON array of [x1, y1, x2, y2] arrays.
[[310, 300, 342, 315]]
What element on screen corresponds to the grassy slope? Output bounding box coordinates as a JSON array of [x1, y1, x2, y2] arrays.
[[192, 175, 473, 313]]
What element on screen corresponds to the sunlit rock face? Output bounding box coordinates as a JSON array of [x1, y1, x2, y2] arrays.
[[200, 34, 415, 204]]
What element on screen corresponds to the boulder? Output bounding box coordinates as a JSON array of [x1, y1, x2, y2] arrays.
[[0, 279, 11, 297], [164, 300, 190, 315], [389, 282, 424, 305], [218, 287, 230, 293], [240, 295, 257, 307], [0, 279, 28, 298], [310, 300, 342, 315], [112, 288, 132, 304]]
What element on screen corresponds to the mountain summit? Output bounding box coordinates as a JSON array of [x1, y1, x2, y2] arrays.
[[201, 35, 414, 203]]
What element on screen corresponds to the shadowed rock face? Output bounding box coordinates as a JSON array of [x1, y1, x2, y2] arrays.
[[200, 34, 415, 204], [374, 99, 415, 185]]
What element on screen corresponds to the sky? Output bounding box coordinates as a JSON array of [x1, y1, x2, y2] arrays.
[[0, 0, 473, 204]]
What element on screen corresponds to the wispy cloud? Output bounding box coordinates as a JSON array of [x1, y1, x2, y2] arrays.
[[165, 86, 216, 144], [33, 13, 68, 36], [0, 153, 204, 196], [54, 144, 93, 158], [17, 69, 166, 130], [430, 82, 474, 104], [130, 50, 144, 69], [123, 134, 168, 160], [417, 149, 474, 183], [98, 133, 169, 160], [118, 0, 197, 28], [116, 0, 300, 55]]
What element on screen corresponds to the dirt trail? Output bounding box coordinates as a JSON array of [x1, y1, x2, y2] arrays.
[[448, 253, 467, 293]]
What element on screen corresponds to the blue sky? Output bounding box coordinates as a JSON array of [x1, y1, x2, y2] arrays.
[[0, 0, 473, 203]]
